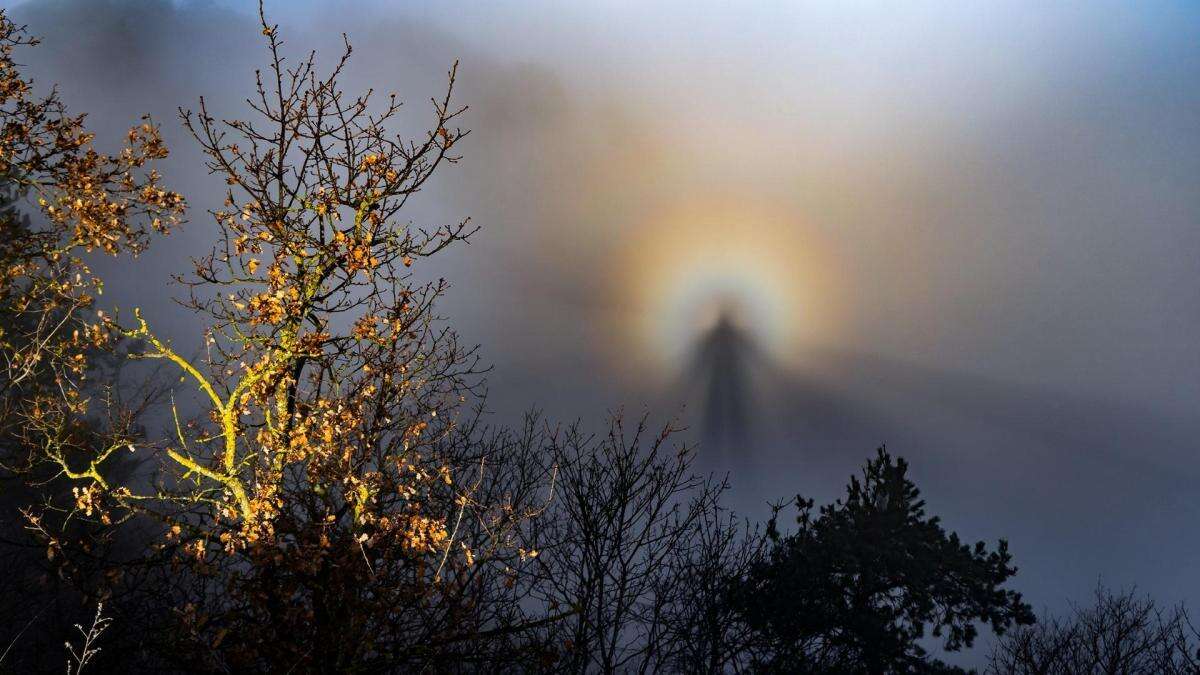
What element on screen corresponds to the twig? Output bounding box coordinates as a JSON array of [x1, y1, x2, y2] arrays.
[[0, 602, 49, 666]]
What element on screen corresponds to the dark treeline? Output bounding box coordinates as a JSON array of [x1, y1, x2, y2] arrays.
[[0, 6, 1193, 674]]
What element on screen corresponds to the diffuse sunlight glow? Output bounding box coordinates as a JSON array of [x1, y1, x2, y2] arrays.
[[617, 202, 842, 375]]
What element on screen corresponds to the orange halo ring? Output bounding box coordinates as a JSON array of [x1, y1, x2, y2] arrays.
[[613, 202, 842, 377]]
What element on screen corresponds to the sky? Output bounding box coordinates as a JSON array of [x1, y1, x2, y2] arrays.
[[10, 0, 1200, 665]]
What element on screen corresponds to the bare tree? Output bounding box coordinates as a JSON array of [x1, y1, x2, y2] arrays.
[[654, 503, 767, 674], [988, 585, 1200, 674], [519, 414, 760, 674]]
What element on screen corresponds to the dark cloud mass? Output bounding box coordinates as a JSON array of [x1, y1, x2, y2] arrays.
[[11, 0, 1200, 666]]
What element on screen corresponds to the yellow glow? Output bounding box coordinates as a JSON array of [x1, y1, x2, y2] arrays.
[[613, 201, 842, 376]]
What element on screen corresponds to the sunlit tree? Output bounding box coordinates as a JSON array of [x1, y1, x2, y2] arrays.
[[10, 5, 559, 670], [0, 10, 185, 669], [0, 9, 183, 482]]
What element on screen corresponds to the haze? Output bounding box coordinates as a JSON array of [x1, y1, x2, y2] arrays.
[[12, 0, 1200, 665]]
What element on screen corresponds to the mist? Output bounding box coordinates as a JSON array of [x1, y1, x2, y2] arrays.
[[11, 0, 1200, 665]]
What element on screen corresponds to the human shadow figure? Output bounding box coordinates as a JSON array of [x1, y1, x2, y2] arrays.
[[692, 313, 756, 460]]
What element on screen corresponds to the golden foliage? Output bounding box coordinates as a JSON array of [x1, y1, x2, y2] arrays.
[[1, 8, 564, 669]]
